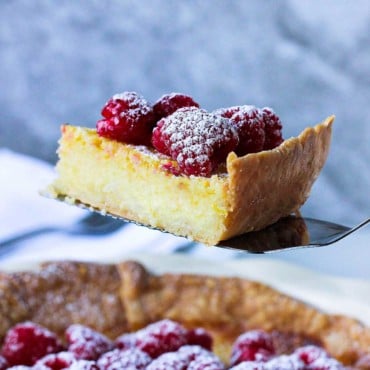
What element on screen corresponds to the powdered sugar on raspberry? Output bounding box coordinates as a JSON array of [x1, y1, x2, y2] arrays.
[[153, 107, 238, 176], [66, 325, 113, 360], [97, 348, 151, 370]]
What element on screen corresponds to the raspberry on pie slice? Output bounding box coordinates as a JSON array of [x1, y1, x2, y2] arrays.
[[97, 91, 156, 146], [152, 107, 239, 177], [153, 93, 200, 120]]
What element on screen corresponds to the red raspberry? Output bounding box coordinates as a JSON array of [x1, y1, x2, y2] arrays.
[[264, 354, 305, 370], [151, 119, 171, 156], [115, 333, 138, 350], [35, 352, 75, 370], [307, 357, 345, 370], [230, 330, 275, 367], [229, 362, 266, 370], [178, 345, 217, 363], [153, 93, 200, 120], [1, 322, 63, 366], [179, 346, 224, 370], [136, 319, 189, 358], [66, 360, 99, 370], [0, 355, 8, 370], [97, 92, 156, 146], [146, 352, 189, 370], [65, 324, 113, 361], [152, 107, 239, 177], [215, 105, 265, 156], [261, 107, 283, 150], [187, 356, 225, 370], [294, 345, 329, 365], [97, 348, 151, 370], [186, 328, 213, 350]]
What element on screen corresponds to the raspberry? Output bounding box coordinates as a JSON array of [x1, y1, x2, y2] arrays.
[[215, 106, 265, 156], [115, 332, 138, 350], [151, 119, 171, 156], [229, 362, 266, 370], [152, 107, 239, 177], [1, 322, 63, 366], [35, 352, 75, 370], [178, 345, 217, 363], [294, 345, 329, 365], [65, 324, 113, 361], [186, 328, 213, 350], [307, 357, 345, 370], [230, 330, 275, 367], [136, 319, 189, 358], [97, 348, 151, 370], [181, 346, 225, 370], [146, 352, 189, 370], [187, 355, 225, 370], [97, 92, 156, 146], [264, 354, 305, 370], [67, 360, 99, 370], [0, 356, 8, 370], [153, 93, 200, 120], [261, 108, 283, 150]]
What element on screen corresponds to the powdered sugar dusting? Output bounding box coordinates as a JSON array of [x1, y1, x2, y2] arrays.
[[154, 107, 238, 176], [97, 348, 151, 370]]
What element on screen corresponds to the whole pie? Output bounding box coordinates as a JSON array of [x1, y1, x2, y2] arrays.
[[45, 91, 334, 245], [0, 260, 369, 369]]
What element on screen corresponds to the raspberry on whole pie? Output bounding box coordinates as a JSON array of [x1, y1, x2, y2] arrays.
[[230, 330, 275, 366], [215, 105, 266, 155], [65, 324, 113, 361], [187, 355, 225, 370], [135, 319, 189, 358], [263, 354, 305, 370], [1, 322, 64, 366], [97, 348, 151, 370], [67, 360, 99, 370], [186, 328, 213, 350], [261, 107, 283, 150], [146, 351, 189, 370], [153, 93, 200, 120], [294, 345, 329, 365], [97, 91, 156, 146], [152, 107, 239, 177], [35, 352, 75, 370], [0, 356, 8, 370], [115, 332, 138, 350]]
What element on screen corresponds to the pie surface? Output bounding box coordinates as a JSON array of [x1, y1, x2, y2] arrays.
[[0, 259, 369, 368]]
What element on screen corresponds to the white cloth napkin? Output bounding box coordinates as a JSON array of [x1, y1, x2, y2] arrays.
[[0, 149, 369, 279]]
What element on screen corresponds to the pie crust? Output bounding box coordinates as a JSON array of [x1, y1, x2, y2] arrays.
[[46, 116, 334, 245], [0, 260, 368, 368]]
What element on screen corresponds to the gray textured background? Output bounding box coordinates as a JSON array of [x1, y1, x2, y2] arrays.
[[0, 1, 369, 227]]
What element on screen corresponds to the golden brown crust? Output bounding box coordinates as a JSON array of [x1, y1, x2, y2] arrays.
[[0, 261, 128, 341], [1, 259, 368, 367], [223, 116, 334, 239]]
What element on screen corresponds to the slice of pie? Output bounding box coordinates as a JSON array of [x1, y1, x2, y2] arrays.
[[45, 91, 334, 245], [0, 260, 369, 369]]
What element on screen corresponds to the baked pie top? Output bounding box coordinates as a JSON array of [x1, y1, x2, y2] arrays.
[[0, 260, 369, 369]]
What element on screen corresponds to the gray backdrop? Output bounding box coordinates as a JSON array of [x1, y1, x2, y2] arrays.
[[1, 1, 369, 226]]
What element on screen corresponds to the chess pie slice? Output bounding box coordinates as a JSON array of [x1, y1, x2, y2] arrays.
[[46, 115, 334, 245], [0, 260, 369, 368]]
